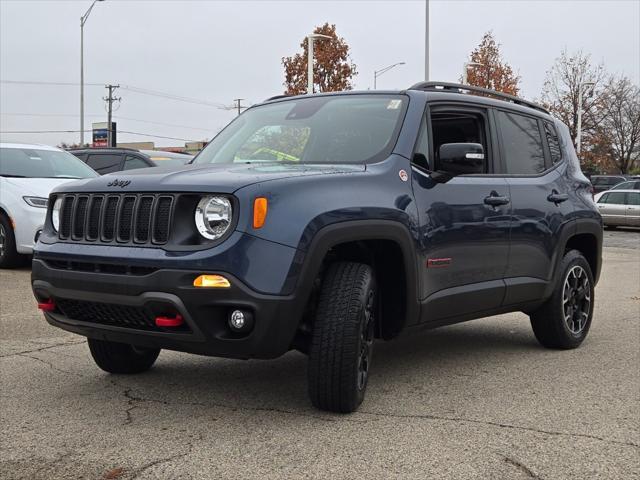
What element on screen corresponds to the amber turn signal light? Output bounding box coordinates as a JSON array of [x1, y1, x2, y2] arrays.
[[193, 274, 231, 288], [253, 197, 268, 229]]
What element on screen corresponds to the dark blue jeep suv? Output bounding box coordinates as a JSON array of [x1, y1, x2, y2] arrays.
[[32, 82, 602, 413]]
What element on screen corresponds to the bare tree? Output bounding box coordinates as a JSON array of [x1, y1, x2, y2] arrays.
[[540, 49, 606, 151], [597, 76, 640, 173]]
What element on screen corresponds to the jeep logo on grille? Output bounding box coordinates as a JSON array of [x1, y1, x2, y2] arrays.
[[107, 179, 131, 188]]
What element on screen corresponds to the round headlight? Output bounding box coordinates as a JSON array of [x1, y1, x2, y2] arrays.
[[51, 197, 62, 232], [195, 196, 232, 240]]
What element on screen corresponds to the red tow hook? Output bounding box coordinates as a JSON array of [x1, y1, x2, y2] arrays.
[[37, 299, 56, 312], [155, 314, 184, 328]]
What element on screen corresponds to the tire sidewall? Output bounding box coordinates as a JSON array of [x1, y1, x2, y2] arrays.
[[556, 252, 595, 346]]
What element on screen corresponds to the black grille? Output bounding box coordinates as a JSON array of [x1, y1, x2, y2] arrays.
[[153, 197, 172, 243], [57, 194, 174, 245], [56, 298, 158, 330]]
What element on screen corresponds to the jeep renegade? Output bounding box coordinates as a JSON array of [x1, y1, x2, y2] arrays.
[[31, 82, 602, 413]]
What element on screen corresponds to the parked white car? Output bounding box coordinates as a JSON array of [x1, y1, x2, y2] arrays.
[[0, 143, 97, 268], [595, 189, 640, 228]]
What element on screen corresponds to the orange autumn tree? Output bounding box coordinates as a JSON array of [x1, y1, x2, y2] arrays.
[[282, 23, 357, 95], [464, 31, 520, 95]]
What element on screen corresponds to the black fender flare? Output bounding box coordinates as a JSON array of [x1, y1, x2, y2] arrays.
[[283, 219, 420, 335]]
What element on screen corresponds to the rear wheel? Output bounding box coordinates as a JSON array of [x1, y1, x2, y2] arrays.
[[529, 250, 594, 349], [308, 262, 376, 413], [87, 338, 160, 374], [0, 214, 24, 269]]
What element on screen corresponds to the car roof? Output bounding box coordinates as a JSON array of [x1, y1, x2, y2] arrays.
[[601, 189, 639, 194], [259, 82, 554, 121], [0, 142, 62, 151]]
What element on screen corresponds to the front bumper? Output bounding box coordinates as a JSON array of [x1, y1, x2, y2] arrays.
[[31, 259, 304, 359]]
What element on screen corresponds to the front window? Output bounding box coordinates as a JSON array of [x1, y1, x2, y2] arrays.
[[0, 147, 98, 179], [193, 94, 407, 165]]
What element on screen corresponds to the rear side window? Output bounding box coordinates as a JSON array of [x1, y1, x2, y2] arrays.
[[86, 154, 122, 174], [627, 192, 640, 205], [601, 192, 626, 204], [544, 121, 562, 164], [496, 110, 545, 174], [123, 155, 149, 170]]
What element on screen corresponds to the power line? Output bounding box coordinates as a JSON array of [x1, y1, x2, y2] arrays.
[[1, 80, 103, 87], [1, 80, 231, 109], [1, 112, 214, 132], [0, 129, 200, 142]]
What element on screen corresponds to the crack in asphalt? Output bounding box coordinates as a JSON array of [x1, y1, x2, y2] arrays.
[[116, 383, 367, 425], [128, 432, 203, 479], [0, 339, 85, 358], [17, 353, 85, 377], [357, 410, 640, 449], [503, 455, 542, 479]]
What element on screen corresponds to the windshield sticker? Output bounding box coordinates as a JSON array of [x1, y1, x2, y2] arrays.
[[387, 99, 402, 110]]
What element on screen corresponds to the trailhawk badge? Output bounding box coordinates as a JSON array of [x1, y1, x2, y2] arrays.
[[107, 179, 131, 188]]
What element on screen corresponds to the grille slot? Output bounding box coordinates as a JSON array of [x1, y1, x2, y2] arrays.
[[153, 196, 173, 244], [86, 196, 103, 240], [59, 196, 75, 239], [134, 196, 154, 243], [72, 196, 88, 239], [117, 196, 136, 242], [57, 194, 174, 246]]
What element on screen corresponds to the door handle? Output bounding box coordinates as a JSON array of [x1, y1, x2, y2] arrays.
[[547, 190, 569, 204], [484, 193, 510, 207]]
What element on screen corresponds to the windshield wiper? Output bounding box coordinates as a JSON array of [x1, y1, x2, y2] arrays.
[[0, 174, 27, 178]]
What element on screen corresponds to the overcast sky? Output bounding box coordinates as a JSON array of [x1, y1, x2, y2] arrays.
[[1, 0, 639, 148]]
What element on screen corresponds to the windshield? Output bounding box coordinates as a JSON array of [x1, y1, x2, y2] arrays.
[[0, 147, 98, 178], [193, 94, 407, 165]]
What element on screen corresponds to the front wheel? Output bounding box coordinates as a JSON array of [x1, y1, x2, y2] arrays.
[[308, 262, 376, 413], [87, 338, 160, 374], [0, 215, 24, 269], [529, 250, 594, 349]]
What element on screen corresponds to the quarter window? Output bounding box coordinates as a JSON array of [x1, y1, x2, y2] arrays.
[[497, 111, 545, 174], [544, 121, 562, 164]]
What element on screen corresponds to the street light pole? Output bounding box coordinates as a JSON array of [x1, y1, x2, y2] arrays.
[[462, 61, 484, 85], [373, 62, 406, 90], [307, 33, 331, 94], [425, 0, 429, 81], [577, 81, 595, 155], [80, 0, 104, 146]]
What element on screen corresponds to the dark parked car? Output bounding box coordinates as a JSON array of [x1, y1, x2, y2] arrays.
[[32, 82, 602, 413], [69, 148, 193, 174], [590, 175, 636, 194]]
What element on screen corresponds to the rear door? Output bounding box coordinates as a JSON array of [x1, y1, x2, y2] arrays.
[[496, 111, 573, 305], [625, 191, 640, 226]]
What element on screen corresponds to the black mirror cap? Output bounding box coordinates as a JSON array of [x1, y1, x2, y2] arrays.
[[438, 143, 485, 176]]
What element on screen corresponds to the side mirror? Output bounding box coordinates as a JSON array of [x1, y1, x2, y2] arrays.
[[438, 143, 485, 176]]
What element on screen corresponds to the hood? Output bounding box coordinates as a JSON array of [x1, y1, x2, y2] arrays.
[[3, 177, 81, 198], [52, 162, 366, 194]]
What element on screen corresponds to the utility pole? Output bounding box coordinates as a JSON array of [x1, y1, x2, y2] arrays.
[[425, 0, 430, 81], [233, 98, 246, 116], [103, 84, 120, 147]]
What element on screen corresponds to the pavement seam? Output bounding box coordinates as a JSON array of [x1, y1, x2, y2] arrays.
[[357, 410, 640, 449], [0, 339, 85, 358], [16, 353, 85, 377]]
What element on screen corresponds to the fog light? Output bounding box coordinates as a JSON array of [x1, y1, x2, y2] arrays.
[[228, 309, 254, 333]]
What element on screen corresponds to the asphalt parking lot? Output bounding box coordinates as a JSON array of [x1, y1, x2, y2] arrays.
[[1, 229, 638, 479]]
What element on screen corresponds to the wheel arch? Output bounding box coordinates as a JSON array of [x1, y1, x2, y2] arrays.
[[288, 220, 420, 340]]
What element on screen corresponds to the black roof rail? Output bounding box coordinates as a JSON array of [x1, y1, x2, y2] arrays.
[[409, 81, 549, 114], [265, 94, 291, 102]]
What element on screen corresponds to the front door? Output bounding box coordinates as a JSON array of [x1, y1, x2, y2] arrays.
[[411, 104, 511, 322]]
